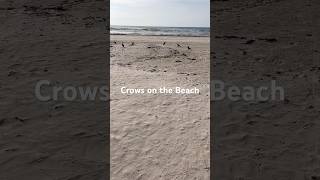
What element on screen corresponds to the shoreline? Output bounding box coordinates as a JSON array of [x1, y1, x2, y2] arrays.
[[110, 34, 210, 38]]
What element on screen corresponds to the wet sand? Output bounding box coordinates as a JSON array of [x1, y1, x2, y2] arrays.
[[212, 0, 320, 179], [0, 0, 107, 179]]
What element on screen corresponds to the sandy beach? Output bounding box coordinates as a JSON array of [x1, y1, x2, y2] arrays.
[[110, 35, 210, 179], [0, 0, 108, 179], [212, 0, 319, 179]]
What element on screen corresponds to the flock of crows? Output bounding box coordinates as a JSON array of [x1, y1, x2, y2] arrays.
[[112, 41, 192, 50]]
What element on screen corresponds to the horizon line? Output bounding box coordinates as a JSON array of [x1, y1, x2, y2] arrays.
[[111, 24, 210, 28]]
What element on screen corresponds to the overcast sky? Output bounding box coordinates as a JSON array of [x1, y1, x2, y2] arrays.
[[110, 0, 210, 27]]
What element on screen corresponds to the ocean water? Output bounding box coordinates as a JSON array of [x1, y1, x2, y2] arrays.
[[111, 25, 210, 37]]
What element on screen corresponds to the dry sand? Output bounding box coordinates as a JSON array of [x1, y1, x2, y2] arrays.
[[110, 35, 210, 179]]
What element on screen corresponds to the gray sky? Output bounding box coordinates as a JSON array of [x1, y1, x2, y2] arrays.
[[111, 0, 210, 27]]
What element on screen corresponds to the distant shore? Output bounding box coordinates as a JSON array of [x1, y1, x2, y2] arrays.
[[110, 33, 210, 37]]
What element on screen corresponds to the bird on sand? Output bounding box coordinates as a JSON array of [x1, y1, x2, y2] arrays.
[[187, 46, 191, 50], [122, 43, 125, 48], [114, 41, 117, 44], [163, 42, 166, 46], [177, 43, 181, 47], [131, 42, 135, 46]]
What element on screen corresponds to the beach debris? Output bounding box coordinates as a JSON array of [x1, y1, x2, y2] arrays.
[[244, 39, 255, 44], [131, 42, 135, 46], [178, 72, 189, 75], [258, 38, 278, 43], [215, 35, 246, 40], [0, 119, 5, 126], [247, 120, 257, 126], [242, 50, 247, 55], [176, 60, 182, 62], [177, 43, 181, 47], [310, 66, 320, 71], [54, 104, 64, 110], [29, 155, 50, 164], [73, 131, 87, 136], [4, 148, 19, 152], [307, 105, 314, 109], [284, 98, 290, 104], [15, 116, 28, 122], [8, 71, 17, 77]]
